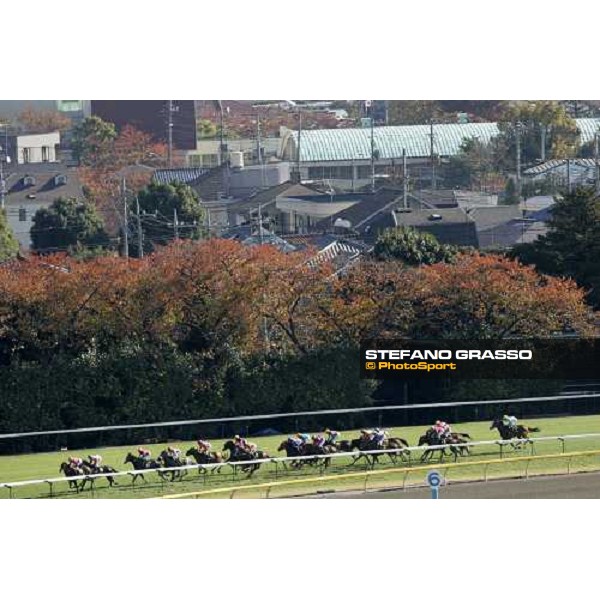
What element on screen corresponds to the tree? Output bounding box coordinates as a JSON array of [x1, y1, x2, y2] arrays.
[[405, 254, 596, 339], [0, 209, 19, 262], [443, 137, 507, 191], [71, 116, 118, 167], [134, 182, 205, 253], [387, 101, 444, 125], [510, 188, 600, 307], [197, 119, 218, 139], [374, 227, 459, 265], [497, 101, 580, 169], [17, 108, 71, 133], [31, 197, 110, 254]]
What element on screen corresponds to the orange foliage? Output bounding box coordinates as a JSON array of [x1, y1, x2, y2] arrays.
[[0, 246, 596, 365]]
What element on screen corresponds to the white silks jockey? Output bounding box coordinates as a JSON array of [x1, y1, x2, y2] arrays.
[[502, 415, 518, 430], [88, 454, 102, 469]]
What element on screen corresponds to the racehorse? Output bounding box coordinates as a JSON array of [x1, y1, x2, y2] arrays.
[[59, 462, 87, 492], [81, 460, 119, 487], [418, 429, 472, 462], [277, 439, 306, 469], [490, 418, 540, 449], [185, 447, 225, 474], [338, 437, 410, 466], [158, 450, 191, 482], [222, 440, 269, 477], [124, 453, 166, 484]]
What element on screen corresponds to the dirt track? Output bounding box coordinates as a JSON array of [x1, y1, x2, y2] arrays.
[[308, 471, 600, 499]]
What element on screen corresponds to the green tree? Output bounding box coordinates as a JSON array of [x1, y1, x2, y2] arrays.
[[197, 119, 218, 139], [387, 101, 444, 125], [0, 209, 19, 262], [374, 227, 459, 265], [71, 116, 118, 167], [510, 188, 600, 307], [444, 137, 506, 190], [31, 197, 110, 253], [134, 182, 205, 253], [497, 101, 580, 169]]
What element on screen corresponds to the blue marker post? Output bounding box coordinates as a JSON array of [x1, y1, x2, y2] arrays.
[[426, 470, 442, 499]]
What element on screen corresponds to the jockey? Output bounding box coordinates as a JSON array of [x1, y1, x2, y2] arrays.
[[137, 447, 151, 461], [296, 432, 311, 445], [312, 434, 326, 448], [372, 428, 386, 447], [197, 439, 212, 454], [167, 446, 181, 460], [68, 456, 83, 469], [234, 435, 257, 454], [289, 436, 303, 450], [502, 415, 518, 431], [88, 454, 102, 469], [324, 428, 339, 445], [360, 429, 374, 443], [433, 421, 447, 441]]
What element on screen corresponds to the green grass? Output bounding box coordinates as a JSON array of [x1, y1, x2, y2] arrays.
[[2, 414, 600, 499]]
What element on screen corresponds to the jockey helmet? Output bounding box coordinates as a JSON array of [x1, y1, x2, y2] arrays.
[[324, 428, 331, 433]]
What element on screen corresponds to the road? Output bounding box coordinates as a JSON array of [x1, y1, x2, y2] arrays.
[[308, 472, 600, 499]]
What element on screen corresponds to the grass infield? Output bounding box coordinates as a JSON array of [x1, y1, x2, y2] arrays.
[[2, 414, 600, 499]]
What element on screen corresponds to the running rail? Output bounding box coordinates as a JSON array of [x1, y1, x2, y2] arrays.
[[2, 432, 600, 495], [1, 393, 599, 440], [159, 449, 600, 499]]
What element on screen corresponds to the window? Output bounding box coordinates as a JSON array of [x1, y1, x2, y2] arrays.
[[22, 148, 30, 164], [42, 146, 49, 162]]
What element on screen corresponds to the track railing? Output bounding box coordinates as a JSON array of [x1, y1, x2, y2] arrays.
[[159, 449, 600, 499], [2, 432, 600, 498]]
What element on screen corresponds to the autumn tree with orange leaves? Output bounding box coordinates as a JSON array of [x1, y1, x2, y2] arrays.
[[0, 242, 597, 442]]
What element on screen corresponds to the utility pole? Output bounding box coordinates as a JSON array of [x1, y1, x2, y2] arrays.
[[515, 123, 522, 200], [256, 111, 266, 188], [595, 131, 600, 194], [296, 108, 302, 183], [167, 100, 174, 168], [0, 155, 5, 210], [370, 104, 375, 193], [258, 204, 264, 243], [135, 196, 144, 258], [174, 208, 179, 240], [566, 158, 572, 193], [402, 148, 408, 208], [430, 120, 436, 190], [540, 123, 546, 162], [121, 178, 129, 258]]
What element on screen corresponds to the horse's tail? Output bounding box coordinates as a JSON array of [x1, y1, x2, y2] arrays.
[[398, 438, 410, 447], [529, 427, 541, 433], [458, 432, 472, 439]]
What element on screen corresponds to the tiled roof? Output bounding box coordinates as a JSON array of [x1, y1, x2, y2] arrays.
[[523, 158, 599, 176], [152, 168, 212, 185], [316, 188, 404, 232]]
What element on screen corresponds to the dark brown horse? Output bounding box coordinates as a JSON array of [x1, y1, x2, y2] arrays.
[[418, 429, 471, 462], [222, 440, 269, 477], [185, 447, 225, 474], [490, 418, 540, 449], [82, 460, 119, 487], [59, 462, 88, 492], [124, 453, 165, 484]]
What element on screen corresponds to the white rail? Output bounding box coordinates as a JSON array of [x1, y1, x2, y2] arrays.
[[1, 393, 599, 440], [2, 432, 600, 495]]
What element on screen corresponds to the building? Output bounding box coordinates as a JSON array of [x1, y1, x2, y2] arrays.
[[279, 118, 600, 190], [3, 163, 84, 248], [3, 131, 61, 165]]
